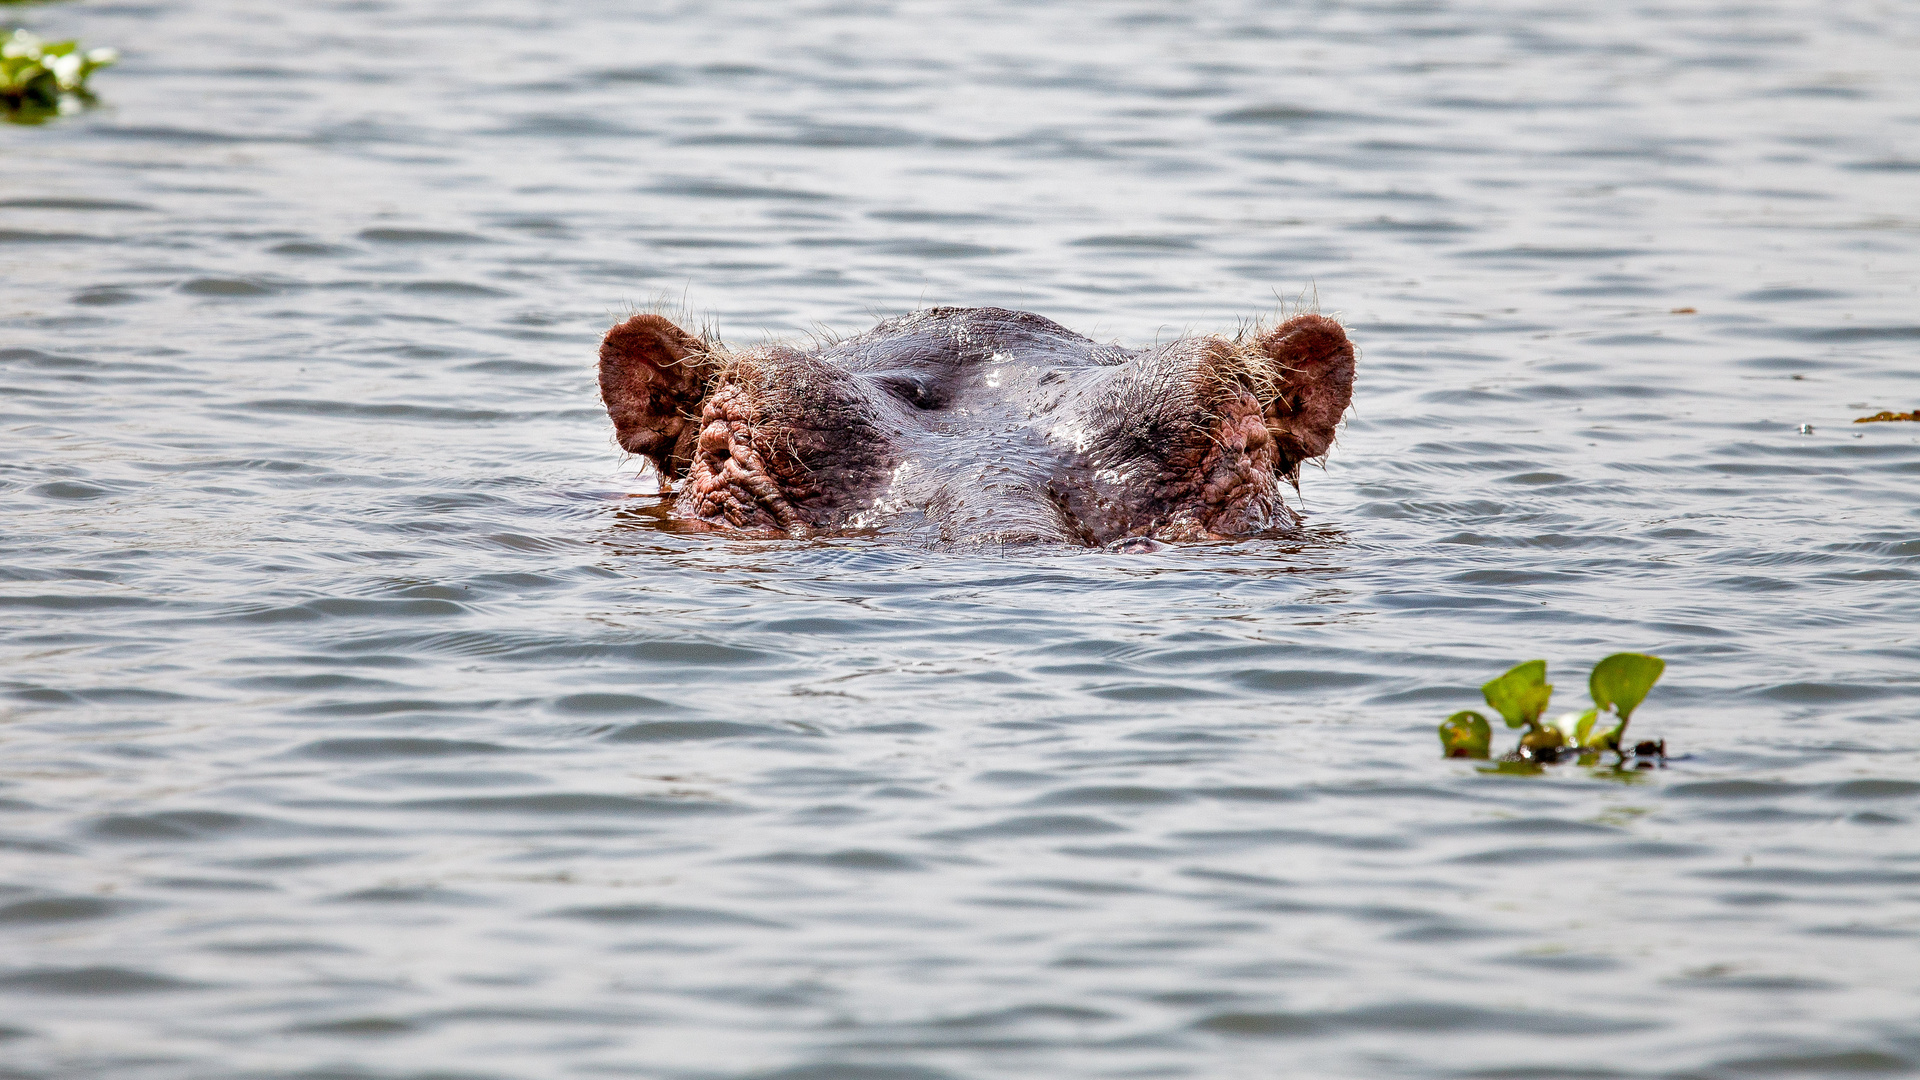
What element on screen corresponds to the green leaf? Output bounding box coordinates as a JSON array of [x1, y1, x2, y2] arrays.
[[1550, 709, 1598, 745], [1482, 660, 1553, 729], [3, 29, 112, 121], [1589, 653, 1665, 723], [1585, 718, 1624, 751], [1519, 727, 1565, 753], [1439, 710, 1492, 759]]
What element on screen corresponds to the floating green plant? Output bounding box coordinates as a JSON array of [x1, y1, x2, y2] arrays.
[[1438, 709, 1491, 758], [3, 29, 116, 124], [1439, 653, 1666, 767]]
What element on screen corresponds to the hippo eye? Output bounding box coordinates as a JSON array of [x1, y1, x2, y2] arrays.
[[876, 374, 948, 410]]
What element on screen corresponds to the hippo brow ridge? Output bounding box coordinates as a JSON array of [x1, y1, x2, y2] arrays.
[[599, 306, 1355, 548]]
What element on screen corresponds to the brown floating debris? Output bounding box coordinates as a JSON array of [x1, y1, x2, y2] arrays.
[[1670, 307, 1697, 314], [1853, 410, 1920, 423]]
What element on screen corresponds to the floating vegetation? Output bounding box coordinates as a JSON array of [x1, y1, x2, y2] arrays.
[[3, 29, 115, 124], [1854, 409, 1920, 423], [1440, 653, 1667, 769]]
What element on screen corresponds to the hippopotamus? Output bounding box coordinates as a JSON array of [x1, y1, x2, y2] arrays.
[[599, 306, 1355, 548]]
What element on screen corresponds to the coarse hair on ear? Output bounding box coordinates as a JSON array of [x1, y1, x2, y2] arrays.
[[1251, 314, 1355, 478], [599, 313, 721, 480]]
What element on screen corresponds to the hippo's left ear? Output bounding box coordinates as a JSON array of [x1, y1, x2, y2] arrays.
[[600, 314, 720, 480], [1251, 314, 1355, 478]]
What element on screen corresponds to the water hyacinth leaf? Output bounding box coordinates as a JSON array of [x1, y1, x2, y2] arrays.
[[1589, 653, 1665, 723], [1439, 710, 1491, 758], [1572, 708, 1611, 747], [1518, 727, 1565, 753], [1584, 718, 1624, 751], [1551, 709, 1598, 746], [1481, 660, 1552, 729], [3, 30, 114, 123]]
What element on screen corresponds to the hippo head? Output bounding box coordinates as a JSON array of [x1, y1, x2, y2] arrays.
[[600, 306, 1354, 547]]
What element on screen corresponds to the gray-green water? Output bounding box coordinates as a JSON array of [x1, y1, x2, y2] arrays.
[[3, 1, 1918, 1078]]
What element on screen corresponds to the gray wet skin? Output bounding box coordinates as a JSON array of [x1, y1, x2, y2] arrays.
[[600, 306, 1355, 547]]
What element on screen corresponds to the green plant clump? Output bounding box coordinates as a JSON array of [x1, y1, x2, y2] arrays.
[[3, 29, 115, 124], [1438, 653, 1665, 766]]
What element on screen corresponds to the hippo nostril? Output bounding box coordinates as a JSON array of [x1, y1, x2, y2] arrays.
[[877, 375, 947, 410]]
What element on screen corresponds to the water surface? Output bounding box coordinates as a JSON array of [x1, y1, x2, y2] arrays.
[[3, 1, 1919, 1078]]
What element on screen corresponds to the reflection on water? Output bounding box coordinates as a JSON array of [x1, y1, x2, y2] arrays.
[[2, 0, 1918, 1077]]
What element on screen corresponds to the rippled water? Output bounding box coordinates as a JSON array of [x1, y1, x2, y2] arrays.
[[4, 1, 1919, 1077]]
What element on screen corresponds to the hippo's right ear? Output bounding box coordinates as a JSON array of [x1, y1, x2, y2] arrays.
[[599, 314, 719, 481], [1251, 314, 1356, 479]]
